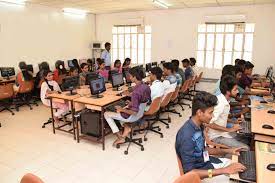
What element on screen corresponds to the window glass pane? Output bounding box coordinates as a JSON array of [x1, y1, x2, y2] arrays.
[[112, 35, 117, 49], [197, 51, 204, 67], [244, 34, 253, 52], [233, 52, 242, 62], [125, 27, 130, 33], [216, 24, 225, 32], [207, 24, 215, 32], [131, 34, 137, 49], [131, 26, 137, 33], [145, 49, 151, 63], [131, 49, 137, 64], [243, 52, 252, 61], [235, 23, 244, 32], [138, 34, 144, 49], [112, 27, 117, 34], [119, 49, 124, 61], [198, 24, 206, 32], [205, 51, 213, 68], [125, 48, 130, 58], [214, 51, 222, 69], [125, 34, 130, 48], [234, 34, 243, 51], [225, 24, 234, 32], [118, 27, 124, 34], [224, 51, 232, 65], [215, 34, 224, 51], [145, 34, 151, 49], [118, 35, 124, 49], [198, 34, 205, 50], [225, 34, 233, 51], [206, 34, 214, 50], [145, 26, 152, 33], [138, 48, 144, 64], [112, 49, 118, 61], [245, 23, 255, 32]]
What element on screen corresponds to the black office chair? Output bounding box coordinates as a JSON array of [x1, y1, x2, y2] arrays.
[[0, 84, 15, 115], [14, 80, 36, 111]]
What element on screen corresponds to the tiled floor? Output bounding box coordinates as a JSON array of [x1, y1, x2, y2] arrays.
[[0, 82, 231, 183]]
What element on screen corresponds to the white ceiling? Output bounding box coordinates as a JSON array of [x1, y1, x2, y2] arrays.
[[29, 0, 275, 14]]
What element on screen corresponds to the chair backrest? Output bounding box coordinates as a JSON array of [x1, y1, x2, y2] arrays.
[[204, 127, 229, 149], [127, 102, 147, 122], [160, 92, 173, 108], [0, 84, 14, 100], [144, 97, 162, 116], [180, 79, 192, 93], [173, 172, 201, 183], [18, 80, 34, 94], [196, 72, 203, 83], [190, 76, 197, 87], [171, 87, 180, 102]]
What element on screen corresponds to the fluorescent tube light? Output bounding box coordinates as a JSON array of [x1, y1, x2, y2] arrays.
[[0, 0, 26, 5], [153, 0, 169, 9], [63, 8, 87, 16]]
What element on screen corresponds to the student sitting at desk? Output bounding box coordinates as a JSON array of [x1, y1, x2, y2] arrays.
[[207, 75, 250, 150], [172, 61, 183, 87], [113, 59, 122, 73], [171, 59, 185, 85], [182, 59, 194, 80], [40, 70, 69, 123], [190, 57, 199, 76], [122, 58, 131, 70], [162, 62, 177, 98], [149, 67, 164, 101], [97, 59, 109, 81], [69, 67, 78, 77], [14, 61, 33, 93], [176, 91, 246, 180], [104, 67, 151, 146], [79, 63, 89, 86], [53, 60, 67, 85]]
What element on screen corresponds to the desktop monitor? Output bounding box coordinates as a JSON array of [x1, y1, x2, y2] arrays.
[[151, 62, 158, 67], [26, 64, 33, 73], [62, 76, 79, 95], [85, 72, 99, 85], [89, 77, 106, 98], [0, 67, 15, 79], [145, 63, 152, 72], [108, 70, 118, 81], [67, 60, 74, 68], [111, 73, 124, 90], [123, 70, 132, 84]]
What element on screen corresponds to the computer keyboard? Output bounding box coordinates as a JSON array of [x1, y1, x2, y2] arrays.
[[239, 151, 256, 182], [239, 120, 251, 134], [106, 100, 128, 112]]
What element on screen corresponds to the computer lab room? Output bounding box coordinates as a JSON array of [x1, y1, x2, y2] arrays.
[[0, 0, 275, 183]]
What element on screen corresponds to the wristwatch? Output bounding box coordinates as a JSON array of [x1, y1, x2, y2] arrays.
[[208, 169, 213, 178]]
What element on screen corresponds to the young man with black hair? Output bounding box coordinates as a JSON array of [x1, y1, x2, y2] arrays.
[[149, 67, 164, 101], [176, 91, 246, 180], [162, 62, 177, 98], [190, 57, 199, 76], [104, 67, 151, 145], [182, 59, 194, 80], [171, 59, 185, 84], [208, 75, 250, 149], [213, 65, 236, 95], [101, 42, 111, 70]]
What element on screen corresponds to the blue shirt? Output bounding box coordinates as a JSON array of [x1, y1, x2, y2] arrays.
[[175, 118, 214, 173], [101, 50, 111, 67], [185, 66, 193, 80]]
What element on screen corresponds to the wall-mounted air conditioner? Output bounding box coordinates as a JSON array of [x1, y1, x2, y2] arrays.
[[90, 41, 104, 50], [204, 14, 247, 23]]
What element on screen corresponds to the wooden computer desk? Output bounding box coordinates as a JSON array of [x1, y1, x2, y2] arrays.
[[255, 141, 275, 183], [47, 92, 81, 140], [251, 97, 275, 137], [0, 76, 16, 84], [254, 134, 275, 144], [73, 93, 125, 150]]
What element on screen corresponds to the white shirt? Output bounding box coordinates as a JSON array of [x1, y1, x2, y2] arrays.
[[162, 75, 177, 97], [40, 80, 61, 106], [208, 93, 232, 140], [192, 66, 199, 76], [150, 80, 164, 101], [101, 50, 111, 66]]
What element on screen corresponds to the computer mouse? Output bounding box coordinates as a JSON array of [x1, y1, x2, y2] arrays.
[[116, 93, 122, 96], [58, 91, 62, 94], [260, 101, 268, 103], [267, 110, 275, 114], [267, 164, 275, 171], [262, 124, 274, 130]]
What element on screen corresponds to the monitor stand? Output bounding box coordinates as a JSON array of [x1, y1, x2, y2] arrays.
[[66, 89, 77, 96], [112, 87, 122, 91], [91, 94, 104, 98], [5, 75, 10, 80]]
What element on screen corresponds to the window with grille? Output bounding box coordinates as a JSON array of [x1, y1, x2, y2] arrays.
[[196, 23, 255, 69], [112, 25, 152, 65]]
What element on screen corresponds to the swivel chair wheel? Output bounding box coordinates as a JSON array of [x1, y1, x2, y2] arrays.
[[116, 144, 120, 149], [36, 104, 39, 106], [42, 125, 45, 128], [30, 108, 33, 110], [12, 112, 15, 115], [179, 114, 182, 117], [166, 125, 169, 129], [144, 137, 148, 141], [139, 139, 142, 143], [168, 117, 171, 123], [133, 132, 137, 136], [189, 106, 191, 109], [0, 123, 1, 127], [141, 147, 144, 151], [124, 151, 128, 155], [16, 108, 19, 112], [160, 134, 164, 138], [158, 128, 161, 131]]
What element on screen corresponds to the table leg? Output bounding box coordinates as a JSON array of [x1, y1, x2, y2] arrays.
[[101, 108, 105, 151], [71, 101, 76, 140], [50, 98, 55, 134]]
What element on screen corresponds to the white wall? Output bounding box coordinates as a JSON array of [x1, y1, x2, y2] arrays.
[[0, 3, 95, 72], [95, 4, 275, 78]]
